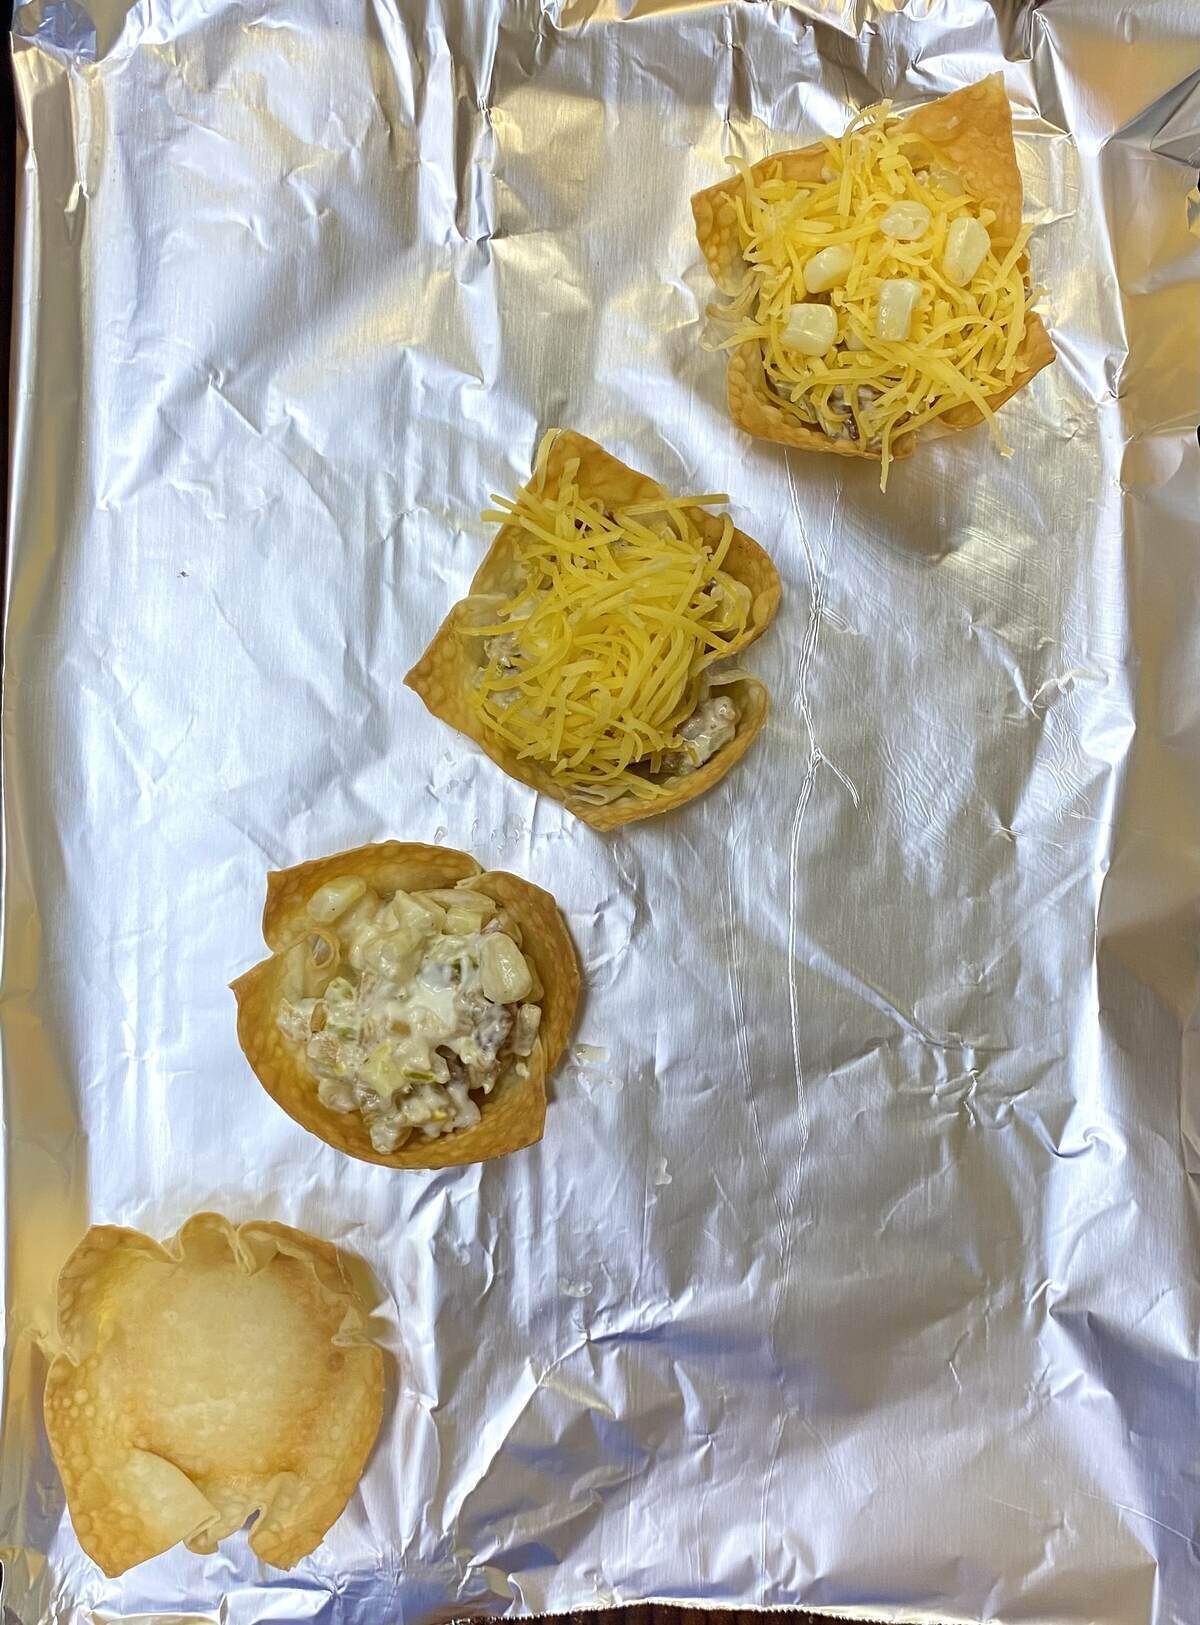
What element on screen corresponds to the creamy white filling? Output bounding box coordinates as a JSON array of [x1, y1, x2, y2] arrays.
[[658, 693, 739, 777], [276, 880, 542, 1152], [676, 694, 738, 770]]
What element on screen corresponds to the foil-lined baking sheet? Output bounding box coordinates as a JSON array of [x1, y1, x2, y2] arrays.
[[3, 0, 1200, 1620]]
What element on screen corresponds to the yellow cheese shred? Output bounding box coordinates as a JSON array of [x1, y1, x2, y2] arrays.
[[718, 99, 1038, 489], [462, 450, 750, 806]]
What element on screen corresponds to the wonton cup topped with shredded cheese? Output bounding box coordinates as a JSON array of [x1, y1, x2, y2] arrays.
[[692, 75, 1055, 488], [232, 840, 579, 1168], [405, 430, 781, 831], [43, 1212, 383, 1576]]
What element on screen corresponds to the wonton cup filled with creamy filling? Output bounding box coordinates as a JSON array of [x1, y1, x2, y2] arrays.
[[232, 841, 579, 1168], [692, 75, 1055, 489], [405, 429, 781, 831]]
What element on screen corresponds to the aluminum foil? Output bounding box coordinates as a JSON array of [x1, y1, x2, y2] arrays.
[[3, 1, 1199, 1621]]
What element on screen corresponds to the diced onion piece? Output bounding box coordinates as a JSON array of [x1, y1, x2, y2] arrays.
[[407, 891, 448, 927], [479, 933, 533, 1004], [875, 279, 922, 342], [285, 933, 338, 998], [845, 327, 868, 352], [370, 1117, 410, 1153], [307, 875, 366, 924], [510, 1003, 542, 1057], [491, 911, 523, 948], [308, 930, 339, 970], [317, 1077, 357, 1114], [387, 889, 442, 932], [446, 906, 487, 936], [802, 244, 853, 294], [942, 216, 991, 287], [879, 201, 931, 241], [335, 892, 380, 948], [425, 887, 496, 913], [780, 301, 838, 357]]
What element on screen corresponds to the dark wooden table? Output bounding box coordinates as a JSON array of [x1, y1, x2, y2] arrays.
[[540, 1611, 883, 1625]]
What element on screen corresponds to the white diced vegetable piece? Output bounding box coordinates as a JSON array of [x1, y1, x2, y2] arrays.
[[363, 931, 421, 981], [510, 1003, 542, 1057], [942, 216, 991, 287], [424, 887, 495, 913], [879, 201, 932, 241], [407, 891, 449, 927], [929, 165, 965, 197], [285, 935, 337, 998], [491, 910, 523, 947], [845, 327, 868, 352], [383, 890, 440, 940], [446, 907, 487, 936], [479, 933, 534, 1004], [875, 278, 922, 342], [369, 1114, 406, 1152], [317, 1077, 357, 1114], [802, 244, 854, 294], [335, 891, 381, 948], [306, 875, 367, 924], [780, 301, 838, 357]]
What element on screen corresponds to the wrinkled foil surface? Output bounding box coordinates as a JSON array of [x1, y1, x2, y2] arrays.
[[3, 1, 1200, 1621]]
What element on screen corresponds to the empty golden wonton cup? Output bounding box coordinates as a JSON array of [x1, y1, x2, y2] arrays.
[[692, 75, 1055, 469], [232, 840, 580, 1168], [404, 430, 781, 832], [42, 1212, 384, 1576]]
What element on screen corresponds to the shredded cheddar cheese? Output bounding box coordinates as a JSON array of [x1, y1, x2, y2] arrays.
[[717, 99, 1038, 489], [462, 450, 751, 807]]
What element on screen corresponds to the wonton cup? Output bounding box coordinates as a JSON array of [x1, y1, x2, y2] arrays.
[[404, 430, 781, 832], [232, 840, 579, 1168], [43, 1212, 383, 1576], [692, 75, 1055, 466]]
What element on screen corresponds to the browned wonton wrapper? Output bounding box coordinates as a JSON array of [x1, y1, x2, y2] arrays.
[[232, 840, 579, 1167], [405, 430, 781, 831], [43, 1212, 383, 1576], [692, 75, 1056, 465]]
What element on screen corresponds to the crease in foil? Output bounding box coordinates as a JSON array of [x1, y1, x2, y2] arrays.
[[3, 1, 1200, 1623]]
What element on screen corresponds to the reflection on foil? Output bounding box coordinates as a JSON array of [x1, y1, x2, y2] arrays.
[[2, 1, 1200, 1622]]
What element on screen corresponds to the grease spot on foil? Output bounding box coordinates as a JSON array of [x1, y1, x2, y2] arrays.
[[654, 1157, 672, 1187], [433, 826, 447, 844], [576, 1068, 624, 1100], [573, 1044, 609, 1064]]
